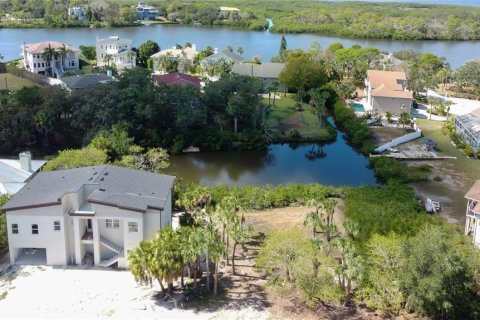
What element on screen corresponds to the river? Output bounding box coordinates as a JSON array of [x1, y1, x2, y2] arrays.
[[166, 118, 378, 186], [1, 23, 480, 69]]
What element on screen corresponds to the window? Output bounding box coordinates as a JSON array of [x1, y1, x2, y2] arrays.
[[11, 224, 18, 234], [33, 63, 36, 68], [106, 219, 120, 229], [42, 62, 45, 67], [128, 222, 138, 233], [32, 224, 39, 235], [54, 221, 61, 231]]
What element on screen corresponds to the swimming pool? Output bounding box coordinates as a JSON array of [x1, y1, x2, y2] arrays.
[[351, 103, 365, 112]]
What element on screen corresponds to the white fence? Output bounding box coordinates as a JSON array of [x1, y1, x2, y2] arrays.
[[374, 122, 422, 153]]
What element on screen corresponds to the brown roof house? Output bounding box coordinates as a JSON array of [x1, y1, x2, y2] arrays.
[[153, 72, 202, 88], [365, 70, 413, 115], [465, 180, 480, 245]]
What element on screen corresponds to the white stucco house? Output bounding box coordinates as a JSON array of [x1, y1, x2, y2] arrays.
[[21, 41, 80, 77], [2, 165, 175, 268], [96, 36, 136, 71], [365, 70, 413, 115], [465, 180, 480, 246]]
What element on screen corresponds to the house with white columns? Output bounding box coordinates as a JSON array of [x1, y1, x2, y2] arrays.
[[96, 36, 136, 71], [465, 180, 480, 246], [2, 165, 174, 268]]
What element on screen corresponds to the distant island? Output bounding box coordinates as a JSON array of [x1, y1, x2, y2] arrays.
[[2, 0, 480, 40]]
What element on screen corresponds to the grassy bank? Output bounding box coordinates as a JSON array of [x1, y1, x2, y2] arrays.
[[267, 95, 335, 142], [0, 73, 40, 90]]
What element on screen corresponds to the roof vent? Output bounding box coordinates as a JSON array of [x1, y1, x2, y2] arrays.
[[100, 177, 104, 181], [93, 172, 97, 175], [99, 188, 106, 191], [88, 177, 93, 181], [104, 172, 109, 176]]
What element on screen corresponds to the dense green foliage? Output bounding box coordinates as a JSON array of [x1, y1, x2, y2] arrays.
[[0, 0, 140, 28], [333, 101, 374, 154], [4, 1, 480, 40], [0, 69, 271, 154], [369, 157, 431, 184]]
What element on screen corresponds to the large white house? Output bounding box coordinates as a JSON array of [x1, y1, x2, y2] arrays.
[[21, 41, 80, 77], [96, 36, 136, 71], [2, 165, 175, 268], [465, 180, 480, 246]]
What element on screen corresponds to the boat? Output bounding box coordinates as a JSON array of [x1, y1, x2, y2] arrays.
[[425, 198, 441, 213]]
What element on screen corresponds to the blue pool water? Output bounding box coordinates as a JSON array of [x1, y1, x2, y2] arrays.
[[351, 103, 366, 112]]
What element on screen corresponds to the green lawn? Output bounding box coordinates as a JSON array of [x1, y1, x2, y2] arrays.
[[0, 73, 40, 90], [267, 94, 332, 141]]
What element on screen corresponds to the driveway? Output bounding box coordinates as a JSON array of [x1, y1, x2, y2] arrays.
[[427, 90, 480, 116], [411, 103, 446, 121]]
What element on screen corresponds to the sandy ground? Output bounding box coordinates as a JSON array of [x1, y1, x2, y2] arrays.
[[0, 203, 352, 320], [0, 265, 270, 320]]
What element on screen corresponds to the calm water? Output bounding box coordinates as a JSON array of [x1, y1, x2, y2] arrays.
[[1, 24, 480, 69], [166, 119, 378, 186]]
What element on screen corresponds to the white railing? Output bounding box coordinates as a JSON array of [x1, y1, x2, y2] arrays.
[[100, 236, 123, 254]]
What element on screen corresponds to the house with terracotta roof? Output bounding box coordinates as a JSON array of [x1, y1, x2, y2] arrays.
[[365, 70, 413, 115], [153, 72, 202, 88], [21, 41, 80, 77], [2, 165, 174, 267], [455, 108, 480, 151], [465, 180, 480, 245]]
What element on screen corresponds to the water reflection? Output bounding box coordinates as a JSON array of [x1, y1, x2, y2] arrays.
[[167, 123, 378, 187]]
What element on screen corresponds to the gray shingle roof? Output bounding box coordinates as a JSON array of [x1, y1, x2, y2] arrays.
[[232, 63, 285, 79], [61, 74, 112, 90], [2, 165, 175, 212]]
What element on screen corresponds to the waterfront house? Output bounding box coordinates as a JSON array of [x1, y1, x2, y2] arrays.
[[21, 41, 80, 78], [68, 7, 86, 20], [455, 108, 480, 151], [153, 72, 202, 88], [465, 180, 480, 245], [96, 36, 136, 71], [136, 2, 159, 20], [365, 70, 413, 115], [150, 45, 199, 73], [231, 62, 286, 91], [199, 49, 245, 70], [2, 165, 175, 267], [0, 152, 46, 195], [60, 73, 113, 92]]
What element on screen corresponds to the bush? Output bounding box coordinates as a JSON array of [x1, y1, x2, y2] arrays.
[[288, 129, 301, 139], [333, 101, 373, 154], [463, 145, 475, 157]]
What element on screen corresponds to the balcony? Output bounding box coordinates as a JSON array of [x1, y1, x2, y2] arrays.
[[69, 203, 95, 216]]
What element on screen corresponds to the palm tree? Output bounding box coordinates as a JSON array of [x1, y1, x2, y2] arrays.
[[271, 81, 279, 106], [177, 226, 202, 289], [153, 227, 184, 293], [127, 51, 136, 69], [200, 223, 225, 295], [57, 44, 72, 71], [228, 217, 251, 275], [103, 54, 113, 67], [42, 44, 56, 77], [128, 240, 156, 287]]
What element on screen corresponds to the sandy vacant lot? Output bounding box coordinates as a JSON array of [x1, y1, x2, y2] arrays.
[[0, 265, 269, 320]]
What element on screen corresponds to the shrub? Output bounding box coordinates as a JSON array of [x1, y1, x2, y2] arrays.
[[463, 145, 475, 157], [288, 129, 301, 139]]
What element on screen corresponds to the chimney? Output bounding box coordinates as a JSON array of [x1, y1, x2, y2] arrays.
[[214, 48, 219, 54], [19, 151, 32, 172]]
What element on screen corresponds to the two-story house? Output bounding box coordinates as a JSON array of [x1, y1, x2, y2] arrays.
[[2, 165, 175, 268], [365, 70, 413, 115], [21, 41, 80, 77], [465, 180, 480, 245], [96, 36, 136, 71]]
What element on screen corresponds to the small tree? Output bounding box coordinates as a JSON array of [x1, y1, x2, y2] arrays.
[[399, 112, 411, 130]]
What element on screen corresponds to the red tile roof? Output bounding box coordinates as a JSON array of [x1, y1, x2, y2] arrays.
[[23, 41, 79, 53], [152, 72, 201, 88]]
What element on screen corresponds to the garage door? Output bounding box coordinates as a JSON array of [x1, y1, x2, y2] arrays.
[[15, 248, 47, 265]]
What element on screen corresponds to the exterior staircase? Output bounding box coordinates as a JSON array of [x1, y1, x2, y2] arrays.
[[99, 236, 124, 267]]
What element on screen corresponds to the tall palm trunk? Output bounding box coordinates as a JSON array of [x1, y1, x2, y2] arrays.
[[214, 262, 218, 295], [206, 251, 210, 291], [232, 242, 238, 275], [233, 117, 238, 133]]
